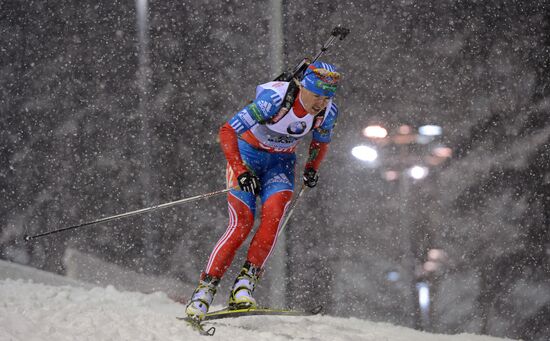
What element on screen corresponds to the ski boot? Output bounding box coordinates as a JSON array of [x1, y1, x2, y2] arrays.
[[228, 261, 262, 310], [185, 275, 220, 320]]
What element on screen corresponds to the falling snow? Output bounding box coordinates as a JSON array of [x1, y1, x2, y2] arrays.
[[1, 1, 549, 340]]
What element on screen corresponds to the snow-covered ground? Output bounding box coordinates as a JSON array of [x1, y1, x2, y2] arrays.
[[0, 261, 514, 341]]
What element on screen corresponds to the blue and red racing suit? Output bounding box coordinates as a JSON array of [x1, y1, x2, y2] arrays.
[[204, 81, 339, 279]]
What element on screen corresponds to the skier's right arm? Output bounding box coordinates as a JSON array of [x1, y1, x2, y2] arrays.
[[219, 123, 249, 176], [219, 89, 282, 177]]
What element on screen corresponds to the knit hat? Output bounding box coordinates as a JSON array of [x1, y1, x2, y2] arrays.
[[300, 61, 340, 97]]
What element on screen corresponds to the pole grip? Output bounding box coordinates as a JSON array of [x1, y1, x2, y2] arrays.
[[277, 26, 350, 82], [331, 26, 350, 39]]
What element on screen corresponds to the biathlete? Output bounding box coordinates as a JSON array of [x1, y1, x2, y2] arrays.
[[185, 60, 342, 320]]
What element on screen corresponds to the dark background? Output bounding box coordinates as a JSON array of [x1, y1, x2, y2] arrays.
[[1, 1, 549, 340]]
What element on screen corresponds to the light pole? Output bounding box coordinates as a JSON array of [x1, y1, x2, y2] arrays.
[[135, 0, 160, 272], [135, 0, 152, 198], [268, 0, 286, 309]]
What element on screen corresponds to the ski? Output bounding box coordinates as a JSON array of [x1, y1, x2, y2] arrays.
[[178, 305, 322, 335], [178, 316, 216, 336], [203, 305, 323, 321]]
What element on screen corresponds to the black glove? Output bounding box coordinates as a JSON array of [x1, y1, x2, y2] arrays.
[[237, 171, 261, 195], [303, 168, 319, 188]]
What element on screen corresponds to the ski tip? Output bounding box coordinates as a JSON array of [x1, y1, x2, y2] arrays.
[[204, 326, 216, 336], [180, 316, 216, 336]]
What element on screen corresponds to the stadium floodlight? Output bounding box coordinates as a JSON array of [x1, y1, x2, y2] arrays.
[[351, 145, 378, 162], [408, 165, 429, 179], [432, 146, 452, 158], [363, 125, 388, 138], [417, 282, 430, 310], [386, 271, 400, 282], [418, 125, 442, 136]]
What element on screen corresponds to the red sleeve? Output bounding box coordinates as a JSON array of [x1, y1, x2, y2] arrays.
[[219, 122, 249, 177], [305, 140, 329, 171]]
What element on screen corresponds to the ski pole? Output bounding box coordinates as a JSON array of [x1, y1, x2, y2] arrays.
[[278, 184, 307, 237], [310, 26, 350, 65], [275, 25, 350, 82], [24, 187, 235, 241]]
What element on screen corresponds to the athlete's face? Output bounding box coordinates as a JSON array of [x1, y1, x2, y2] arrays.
[[299, 87, 330, 115]]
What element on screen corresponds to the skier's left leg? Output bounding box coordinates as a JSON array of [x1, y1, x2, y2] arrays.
[[229, 153, 295, 309], [247, 190, 293, 266]]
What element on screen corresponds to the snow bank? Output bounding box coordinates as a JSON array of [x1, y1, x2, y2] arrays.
[[0, 259, 92, 289], [63, 248, 193, 301], [0, 261, 515, 341]]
